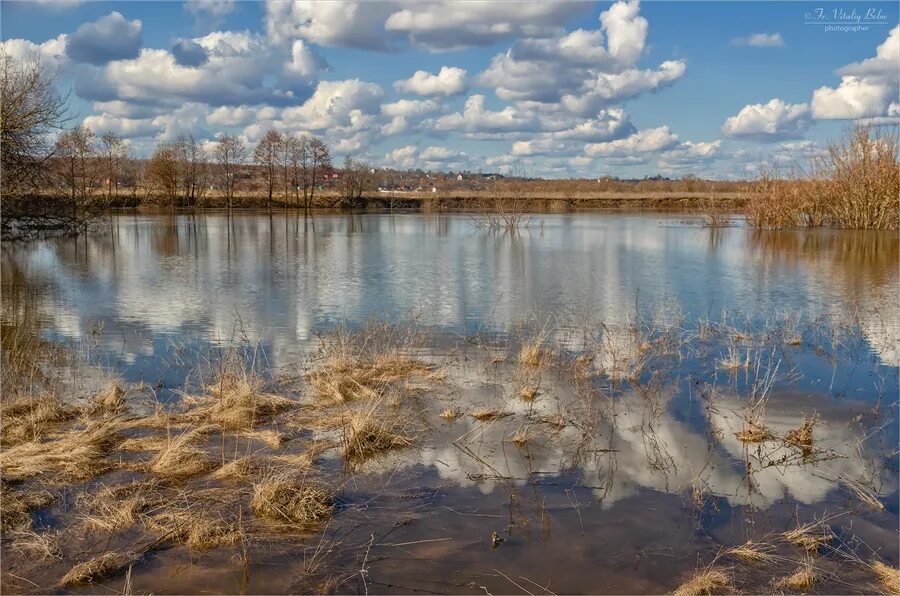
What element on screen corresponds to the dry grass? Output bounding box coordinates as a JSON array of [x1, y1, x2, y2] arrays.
[[735, 423, 773, 444], [144, 503, 241, 550], [238, 428, 285, 448], [183, 371, 296, 430], [0, 394, 74, 447], [784, 414, 817, 449], [518, 342, 544, 368], [673, 568, 731, 596], [308, 353, 432, 403], [870, 560, 900, 594], [1, 488, 55, 532], [725, 542, 777, 564], [783, 522, 832, 553], [439, 408, 461, 422], [0, 420, 120, 482], [61, 551, 139, 586], [85, 382, 126, 416], [341, 406, 415, 464], [148, 426, 216, 478], [471, 408, 508, 421], [78, 481, 159, 533], [209, 456, 259, 481], [518, 385, 540, 401], [251, 472, 333, 527], [774, 562, 816, 591], [7, 528, 61, 560]]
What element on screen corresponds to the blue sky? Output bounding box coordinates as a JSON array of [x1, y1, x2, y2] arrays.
[[2, 0, 898, 178]]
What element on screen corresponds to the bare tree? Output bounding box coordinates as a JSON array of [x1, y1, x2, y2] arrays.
[[305, 136, 331, 211], [341, 156, 373, 206], [147, 143, 179, 205], [214, 134, 246, 211], [174, 134, 205, 207], [288, 134, 309, 209], [55, 126, 97, 215], [99, 131, 127, 205], [1, 52, 74, 236], [254, 128, 282, 212]]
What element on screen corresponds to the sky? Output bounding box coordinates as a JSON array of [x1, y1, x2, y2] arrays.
[[2, 0, 898, 179]]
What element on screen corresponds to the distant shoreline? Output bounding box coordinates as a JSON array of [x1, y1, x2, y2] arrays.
[[81, 190, 749, 212]]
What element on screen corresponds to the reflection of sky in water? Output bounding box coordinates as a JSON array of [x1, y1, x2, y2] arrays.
[[2, 212, 897, 384]]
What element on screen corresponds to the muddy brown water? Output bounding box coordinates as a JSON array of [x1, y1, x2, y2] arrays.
[[1, 212, 897, 594]]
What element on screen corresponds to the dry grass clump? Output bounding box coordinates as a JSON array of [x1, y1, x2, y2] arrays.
[[85, 382, 126, 416], [774, 562, 816, 591], [60, 551, 139, 586], [1, 488, 55, 532], [306, 324, 435, 403], [0, 394, 74, 447], [148, 426, 216, 478], [341, 407, 415, 464], [870, 560, 900, 594], [784, 414, 817, 449], [308, 354, 433, 403], [518, 385, 540, 401], [673, 568, 731, 596], [439, 408, 461, 422], [238, 428, 285, 448], [783, 522, 832, 553], [725, 542, 777, 564], [471, 408, 508, 421], [518, 342, 544, 368], [735, 423, 773, 444], [0, 420, 119, 482], [78, 481, 159, 533], [144, 505, 241, 550], [251, 472, 333, 527], [209, 456, 259, 481], [184, 371, 296, 430], [7, 528, 61, 560]]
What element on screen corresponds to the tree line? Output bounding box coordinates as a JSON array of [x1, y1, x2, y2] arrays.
[[1, 53, 375, 237]]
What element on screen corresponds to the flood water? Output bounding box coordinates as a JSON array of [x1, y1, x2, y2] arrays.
[[2, 211, 898, 594]]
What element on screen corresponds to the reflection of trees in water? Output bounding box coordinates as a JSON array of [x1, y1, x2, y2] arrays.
[[747, 229, 899, 365]]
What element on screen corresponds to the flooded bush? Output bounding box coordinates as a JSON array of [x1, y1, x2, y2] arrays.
[[746, 125, 899, 230]]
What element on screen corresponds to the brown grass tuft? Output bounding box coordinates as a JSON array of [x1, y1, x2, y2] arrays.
[[0, 394, 74, 447], [86, 382, 126, 416], [673, 568, 731, 596], [784, 414, 817, 449], [1, 488, 55, 532], [60, 551, 139, 586], [871, 560, 900, 594], [0, 420, 119, 482], [775, 562, 816, 591], [184, 371, 296, 430], [78, 481, 159, 533], [439, 408, 461, 422], [148, 426, 216, 478], [144, 504, 240, 550], [518, 385, 540, 401], [735, 423, 773, 444], [341, 407, 415, 463], [518, 342, 544, 368], [209, 456, 258, 481], [251, 472, 333, 527], [471, 408, 508, 421], [725, 542, 777, 564], [783, 522, 832, 553]]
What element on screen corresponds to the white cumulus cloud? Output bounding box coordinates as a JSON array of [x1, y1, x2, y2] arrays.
[[394, 67, 467, 96], [721, 98, 810, 140]]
